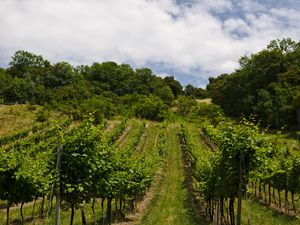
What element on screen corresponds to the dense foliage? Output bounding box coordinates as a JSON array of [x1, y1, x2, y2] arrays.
[[207, 38, 300, 128], [2, 40, 300, 225], [181, 103, 300, 224], [0, 117, 164, 225], [0, 51, 187, 120]]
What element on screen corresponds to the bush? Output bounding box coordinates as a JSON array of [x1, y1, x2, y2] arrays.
[[176, 95, 197, 116], [132, 94, 167, 121], [93, 110, 103, 125], [71, 110, 82, 121], [80, 96, 116, 119], [191, 103, 224, 125], [36, 109, 50, 122], [26, 104, 37, 111]]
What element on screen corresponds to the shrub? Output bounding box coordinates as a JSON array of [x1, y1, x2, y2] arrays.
[[36, 109, 50, 122]]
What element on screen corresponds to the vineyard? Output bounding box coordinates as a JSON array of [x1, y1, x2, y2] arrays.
[[1, 105, 300, 225], [180, 120, 300, 225]]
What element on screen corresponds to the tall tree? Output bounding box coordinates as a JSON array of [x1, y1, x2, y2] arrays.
[[8, 50, 50, 77], [163, 76, 183, 97]]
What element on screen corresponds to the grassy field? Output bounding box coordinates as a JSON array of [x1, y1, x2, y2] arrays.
[[0, 104, 68, 138], [0, 104, 40, 137], [139, 124, 199, 225]]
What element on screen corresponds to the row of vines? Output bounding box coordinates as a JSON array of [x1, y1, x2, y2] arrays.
[[181, 119, 300, 225], [0, 117, 166, 225]]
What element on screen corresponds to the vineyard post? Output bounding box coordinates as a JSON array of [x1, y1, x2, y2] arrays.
[[55, 144, 62, 225], [246, 183, 251, 225], [6, 202, 11, 225], [237, 151, 243, 225], [297, 109, 300, 130]]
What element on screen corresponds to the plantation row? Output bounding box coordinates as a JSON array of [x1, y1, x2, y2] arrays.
[[0, 117, 166, 225], [181, 120, 300, 225], [0, 119, 71, 147]]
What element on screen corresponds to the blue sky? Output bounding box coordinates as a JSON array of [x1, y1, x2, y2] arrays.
[[1, 0, 300, 87]]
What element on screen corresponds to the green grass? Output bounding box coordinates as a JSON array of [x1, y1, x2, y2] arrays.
[[250, 184, 300, 217], [240, 199, 300, 225], [0, 200, 44, 225], [139, 123, 199, 225], [115, 118, 142, 149], [135, 122, 158, 155], [43, 199, 110, 225], [0, 198, 117, 225], [104, 119, 121, 134]]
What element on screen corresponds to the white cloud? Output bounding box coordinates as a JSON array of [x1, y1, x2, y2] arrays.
[[223, 18, 251, 37], [194, 0, 233, 12], [236, 0, 266, 13], [0, 0, 300, 86]]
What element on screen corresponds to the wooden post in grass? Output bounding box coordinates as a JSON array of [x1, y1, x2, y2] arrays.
[[55, 145, 62, 225], [6, 202, 11, 225], [297, 109, 300, 130], [237, 151, 243, 225]]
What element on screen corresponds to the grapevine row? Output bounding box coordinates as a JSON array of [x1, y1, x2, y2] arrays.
[[0, 117, 164, 225], [181, 119, 300, 225]]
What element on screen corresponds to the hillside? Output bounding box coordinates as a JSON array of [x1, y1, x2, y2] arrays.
[[1, 39, 300, 225], [0, 103, 300, 225]]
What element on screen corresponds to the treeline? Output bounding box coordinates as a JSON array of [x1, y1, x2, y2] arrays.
[[0, 51, 206, 121], [207, 38, 300, 128]]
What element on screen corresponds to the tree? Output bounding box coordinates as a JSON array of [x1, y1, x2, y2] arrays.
[[80, 96, 116, 118], [267, 38, 297, 54], [184, 84, 197, 96], [194, 87, 208, 99], [44, 62, 75, 88], [1, 77, 27, 103], [191, 103, 224, 125], [292, 90, 300, 129], [154, 85, 174, 104], [163, 76, 183, 97], [132, 94, 167, 120], [177, 95, 197, 116], [8, 50, 50, 77], [206, 38, 300, 128], [0, 70, 8, 103]]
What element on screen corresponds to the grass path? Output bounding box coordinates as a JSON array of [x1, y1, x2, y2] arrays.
[[139, 123, 199, 225], [240, 199, 300, 225]]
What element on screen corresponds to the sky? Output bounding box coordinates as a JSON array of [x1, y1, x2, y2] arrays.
[[1, 0, 300, 87]]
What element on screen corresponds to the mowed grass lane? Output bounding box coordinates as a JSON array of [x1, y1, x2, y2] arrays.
[[139, 124, 199, 225]]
